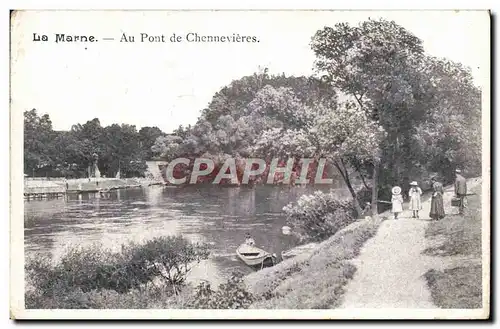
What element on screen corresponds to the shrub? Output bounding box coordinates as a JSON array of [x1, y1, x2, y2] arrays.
[[283, 190, 356, 242], [123, 235, 210, 288], [25, 235, 210, 309], [190, 272, 255, 309]]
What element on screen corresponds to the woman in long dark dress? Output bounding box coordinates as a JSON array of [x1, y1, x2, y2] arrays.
[[429, 177, 445, 220]]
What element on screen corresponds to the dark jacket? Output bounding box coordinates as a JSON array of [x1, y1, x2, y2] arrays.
[[455, 174, 467, 195]]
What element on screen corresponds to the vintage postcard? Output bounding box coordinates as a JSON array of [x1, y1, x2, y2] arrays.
[[10, 10, 490, 319]]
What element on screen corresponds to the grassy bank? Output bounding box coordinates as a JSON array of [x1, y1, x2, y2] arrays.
[[423, 178, 483, 309], [25, 217, 382, 309], [244, 218, 382, 309]]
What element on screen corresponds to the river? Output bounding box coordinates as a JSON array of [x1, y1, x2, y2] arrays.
[[24, 184, 351, 286]]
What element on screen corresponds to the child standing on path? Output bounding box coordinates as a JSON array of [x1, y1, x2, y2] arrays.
[[391, 186, 404, 219], [408, 181, 423, 219]]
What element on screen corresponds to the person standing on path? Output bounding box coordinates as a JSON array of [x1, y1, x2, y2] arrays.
[[408, 181, 423, 219], [391, 186, 404, 220], [429, 176, 445, 221], [362, 202, 372, 219], [455, 169, 467, 215]]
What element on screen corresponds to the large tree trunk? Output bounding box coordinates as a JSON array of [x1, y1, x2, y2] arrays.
[[395, 136, 401, 183], [333, 160, 363, 217], [371, 159, 380, 218], [401, 132, 412, 193]]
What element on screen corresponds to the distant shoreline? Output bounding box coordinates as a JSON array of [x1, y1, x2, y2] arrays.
[[24, 177, 165, 198]]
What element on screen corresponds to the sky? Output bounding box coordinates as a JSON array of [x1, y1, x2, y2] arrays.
[[11, 10, 489, 133]]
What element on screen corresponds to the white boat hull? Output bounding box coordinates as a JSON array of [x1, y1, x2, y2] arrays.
[[236, 244, 275, 268]]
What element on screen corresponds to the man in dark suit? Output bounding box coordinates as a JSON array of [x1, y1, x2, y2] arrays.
[[455, 169, 467, 215]]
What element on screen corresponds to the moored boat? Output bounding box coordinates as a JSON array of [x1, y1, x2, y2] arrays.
[[236, 244, 276, 270]]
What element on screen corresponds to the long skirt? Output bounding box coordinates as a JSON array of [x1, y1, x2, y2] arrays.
[[429, 194, 445, 220]]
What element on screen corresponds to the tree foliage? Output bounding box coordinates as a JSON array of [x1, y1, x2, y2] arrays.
[[25, 18, 482, 215], [310, 18, 481, 212], [24, 110, 164, 178], [283, 190, 357, 242]]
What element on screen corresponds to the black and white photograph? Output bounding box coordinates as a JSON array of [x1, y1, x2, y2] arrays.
[[9, 9, 490, 319]]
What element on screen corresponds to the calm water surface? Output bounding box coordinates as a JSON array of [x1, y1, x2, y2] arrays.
[[25, 184, 350, 285]]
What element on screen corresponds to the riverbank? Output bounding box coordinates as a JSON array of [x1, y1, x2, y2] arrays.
[[24, 177, 165, 195], [244, 217, 384, 308], [65, 178, 164, 192]]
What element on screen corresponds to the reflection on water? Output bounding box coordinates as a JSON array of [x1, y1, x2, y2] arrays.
[[24, 184, 351, 284]]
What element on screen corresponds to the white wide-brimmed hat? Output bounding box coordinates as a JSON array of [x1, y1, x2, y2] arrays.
[[392, 186, 402, 195], [455, 169, 462, 173], [410, 181, 418, 186]]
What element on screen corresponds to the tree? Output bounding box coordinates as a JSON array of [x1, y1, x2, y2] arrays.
[[139, 126, 165, 160], [187, 74, 338, 158], [151, 135, 184, 161], [311, 18, 431, 216], [24, 109, 56, 176], [412, 57, 482, 182], [98, 124, 145, 177], [314, 101, 386, 215], [250, 85, 384, 216]]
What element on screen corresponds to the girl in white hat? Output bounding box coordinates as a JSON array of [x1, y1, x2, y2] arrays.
[[408, 181, 423, 219], [391, 186, 404, 219]]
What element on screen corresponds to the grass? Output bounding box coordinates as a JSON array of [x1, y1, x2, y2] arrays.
[[423, 179, 483, 309], [25, 283, 195, 309], [424, 266, 482, 309], [245, 219, 382, 309]]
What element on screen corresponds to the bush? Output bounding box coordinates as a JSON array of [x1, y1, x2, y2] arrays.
[[124, 235, 210, 287], [283, 190, 356, 242], [190, 272, 255, 309], [25, 235, 210, 309]]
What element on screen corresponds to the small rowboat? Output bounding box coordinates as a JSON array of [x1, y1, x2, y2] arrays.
[[236, 244, 276, 270]]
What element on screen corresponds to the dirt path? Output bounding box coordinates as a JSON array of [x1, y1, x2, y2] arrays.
[[340, 188, 455, 308], [340, 179, 482, 308]]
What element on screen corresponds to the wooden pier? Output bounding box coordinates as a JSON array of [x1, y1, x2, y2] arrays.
[[24, 180, 66, 201], [24, 177, 166, 200]]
